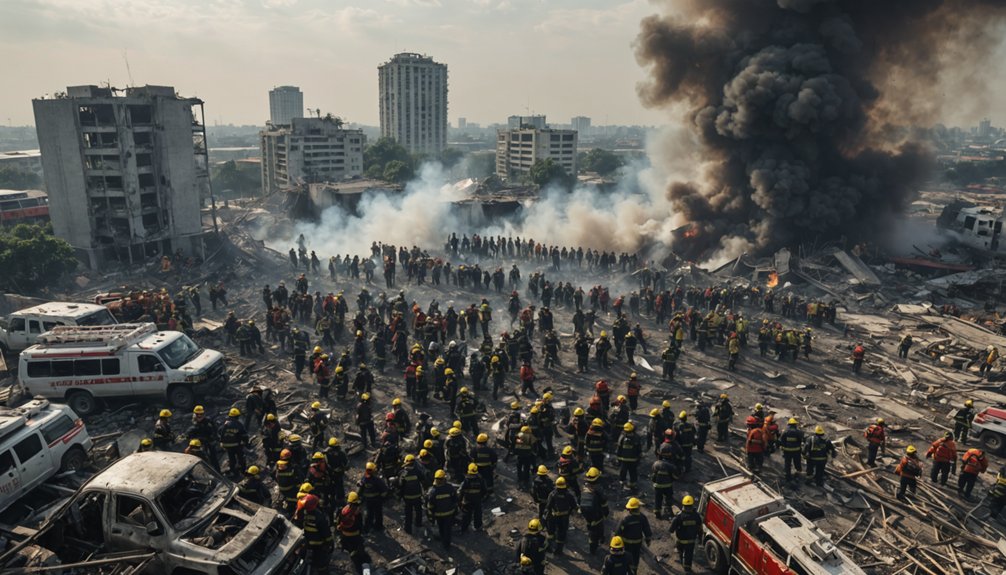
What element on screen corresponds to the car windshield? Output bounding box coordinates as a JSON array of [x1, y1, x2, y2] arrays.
[[158, 335, 202, 369], [157, 462, 231, 531], [77, 308, 117, 326]]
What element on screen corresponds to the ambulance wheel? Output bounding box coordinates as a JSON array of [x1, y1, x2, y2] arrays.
[[67, 391, 97, 416], [60, 446, 87, 472], [704, 538, 728, 574], [980, 431, 1004, 455], [168, 385, 195, 411]]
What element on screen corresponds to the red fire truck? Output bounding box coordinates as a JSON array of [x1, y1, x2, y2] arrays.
[[699, 475, 865, 575]]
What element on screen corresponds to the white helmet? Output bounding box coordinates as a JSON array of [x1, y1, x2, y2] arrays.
[[449, 340, 457, 348]]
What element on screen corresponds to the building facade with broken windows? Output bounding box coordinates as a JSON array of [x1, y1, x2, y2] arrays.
[[33, 85, 210, 270], [260, 117, 366, 194]]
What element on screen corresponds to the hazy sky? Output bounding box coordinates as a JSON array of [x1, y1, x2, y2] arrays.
[[0, 0, 670, 127], [2, 0, 1003, 130]]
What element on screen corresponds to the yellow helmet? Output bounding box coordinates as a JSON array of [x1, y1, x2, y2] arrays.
[[328, 437, 339, 446], [650, 408, 660, 418], [430, 428, 440, 437], [543, 392, 553, 401], [477, 433, 489, 444], [876, 418, 885, 424], [415, 365, 424, 374], [404, 454, 415, 464], [449, 428, 461, 437], [814, 425, 825, 435], [512, 401, 522, 410], [289, 434, 302, 443], [679, 411, 688, 420], [521, 425, 531, 433], [562, 445, 574, 456], [140, 438, 153, 447], [538, 465, 549, 475], [434, 469, 447, 480], [906, 445, 917, 454], [555, 477, 567, 488], [626, 497, 641, 510], [452, 420, 462, 429], [965, 399, 974, 407], [468, 463, 480, 475], [720, 393, 728, 399], [361, 393, 370, 401], [229, 408, 241, 417], [682, 495, 695, 506], [530, 406, 540, 414], [586, 467, 601, 481], [356, 330, 363, 337], [617, 395, 627, 403], [193, 405, 205, 415], [445, 368, 455, 376], [266, 413, 277, 422], [573, 407, 585, 416], [188, 439, 202, 447], [592, 418, 604, 427], [520, 555, 532, 566], [788, 418, 798, 425], [610, 536, 625, 549], [460, 386, 469, 394], [247, 465, 261, 476], [623, 422, 635, 432], [754, 403, 764, 410], [159, 409, 172, 418], [600, 331, 607, 338], [392, 398, 402, 406], [312, 452, 325, 460], [299, 482, 314, 493], [347, 492, 360, 504], [365, 461, 377, 471], [528, 519, 542, 532], [311, 401, 321, 410], [419, 449, 429, 457], [335, 365, 344, 373], [662, 400, 671, 408], [313, 346, 323, 354], [424, 439, 434, 448], [321, 354, 330, 360]]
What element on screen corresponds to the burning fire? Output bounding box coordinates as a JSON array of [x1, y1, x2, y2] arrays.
[[683, 227, 699, 239], [766, 271, 779, 288]]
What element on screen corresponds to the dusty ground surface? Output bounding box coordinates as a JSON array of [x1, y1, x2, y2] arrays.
[[13, 203, 1006, 575]]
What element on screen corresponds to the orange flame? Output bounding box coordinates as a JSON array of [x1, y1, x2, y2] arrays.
[[683, 227, 699, 239], [766, 271, 779, 288]]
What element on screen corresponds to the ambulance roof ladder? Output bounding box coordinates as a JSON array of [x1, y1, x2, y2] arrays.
[[37, 323, 157, 351]]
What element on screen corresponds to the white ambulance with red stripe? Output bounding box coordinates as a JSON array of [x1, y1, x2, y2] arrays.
[[0, 398, 92, 512], [18, 323, 228, 416]]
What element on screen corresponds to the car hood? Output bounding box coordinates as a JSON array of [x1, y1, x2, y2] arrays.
[[178, 349, 223, 373], [213, 505, 282, 561]]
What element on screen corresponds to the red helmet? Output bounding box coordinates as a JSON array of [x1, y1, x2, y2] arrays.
[[745, 415, 759, 428], [386, 412, 396, 421], [298, 493, 320, 512], [280, 449, 293, 460]]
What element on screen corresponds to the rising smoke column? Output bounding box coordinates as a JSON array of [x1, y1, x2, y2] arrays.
[[635, 0, 1006, 258]]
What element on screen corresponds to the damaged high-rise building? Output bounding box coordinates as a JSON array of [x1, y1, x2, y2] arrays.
[[33, 85, 211, 270], [378, 53, 448, 155]]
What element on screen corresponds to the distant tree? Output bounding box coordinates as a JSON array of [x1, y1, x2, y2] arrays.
[[0, 168, 41, 190], [579, 148, 623, 176], [440, 148, 465, 169], [0, 224, 77, 292], [530, 158, 573, 189], [211, 161, 260, 196], [383, 160, 414, 184], [364, 137, 411, 173]]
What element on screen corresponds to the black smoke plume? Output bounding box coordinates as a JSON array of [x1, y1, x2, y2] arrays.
[[636, 0, 1006, 259]]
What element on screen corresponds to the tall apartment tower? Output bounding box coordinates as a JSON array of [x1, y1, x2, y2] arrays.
[[378, 53, 448, 155], [269, 86, 304, 126], [33, 85, 209, 270]]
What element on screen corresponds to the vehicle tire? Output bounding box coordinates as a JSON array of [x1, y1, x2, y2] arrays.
[[705, 538, 728, 575], [980, 431, 1005, 454], [67, 391, 97, 416], [60, 446, 87, 472], [168, 385, 195, 411]]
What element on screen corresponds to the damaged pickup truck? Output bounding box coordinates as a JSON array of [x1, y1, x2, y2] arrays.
[[0, 452, 306, 574]]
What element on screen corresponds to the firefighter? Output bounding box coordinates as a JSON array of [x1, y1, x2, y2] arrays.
[[895, 445, 923, 500], [580, 467, 609, 555], [308, 402, 328, 449], [727, 332, 741, 371], [514, 425, 537, 488], [457, 387, 478, 434], [517, 519, 548, 575], [399, 454, 425, 534], [673, 411, 696, 473], [575, 334, 591, 373], [314, 355, 332, 400], [779, 418, 804, 483], [669, 495, 701, 573], [358, 461, 388, 533], [953, 399, 975, 444], [980, 345, 999, 379], [184, 438, 208, 462], [586, 418, 607, 470], [325, 437, 348, 507], [864, 418, 887, 467], [275, 459, 299, 515], [852, 342, 865, 374], [153, 409, 175, 450], [616, 497, 652, 574], [625, 373, 641, 411], [338, 492, 372, 575], [959, 447, 989, 498], [898, 333, 913, 359], [544, 476, 577, 554], [617, 422, 642, 491], [292, 327, 310, 380], [471, 433, 498, 494], [307, 452, 331, 508], [804, 425, 836, 487], [713, 393, 734, 443], [661, 344, 678, 381], [427, 469, 459, 550], [445, 426, 469, 481], [286, 434, 309, 478], [237, 466, 270, 506], [219, 408, 248, 478], [989, 468, 1006, 519], [695, 401, 711, 452], [595, 331, 612, 369], [356, 393, 377, 449], [652, 449, 677, 519], [137, 438, 154, 452], [539, 391, 557, 454], [188, 405, 219, 469], [458, 462, 488, 532], [745, 416, 767, 473], [925, 431, 957, 486], [602, 536, 631, 575], [557, 445, 582, 502], [300, 493, 334, 575], [646, 409, 663, 454], [532, 465, 553, 520]]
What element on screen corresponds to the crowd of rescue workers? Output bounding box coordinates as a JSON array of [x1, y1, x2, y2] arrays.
[[120, 231, 1006, 575]]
